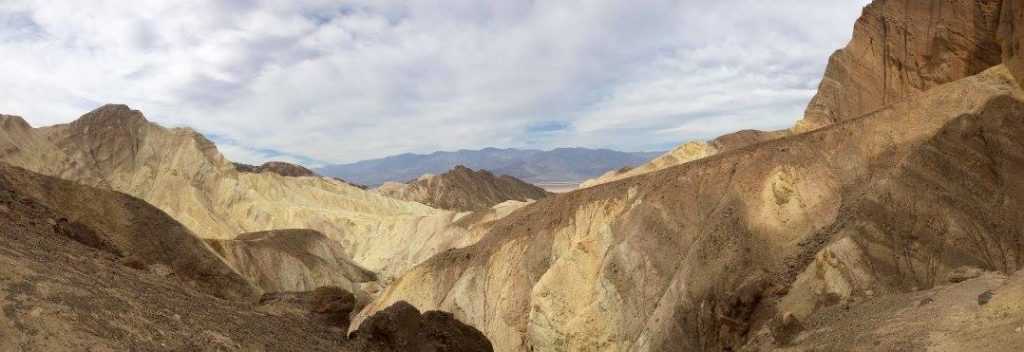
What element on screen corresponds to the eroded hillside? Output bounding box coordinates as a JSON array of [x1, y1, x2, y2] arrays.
[[357, 64, 1024, 352]]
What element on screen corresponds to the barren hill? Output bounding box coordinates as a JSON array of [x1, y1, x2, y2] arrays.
[[376, 165, 550, 212]]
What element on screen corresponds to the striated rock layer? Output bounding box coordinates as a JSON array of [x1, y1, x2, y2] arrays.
[[795, 0, 1005, 132], [355, 66, 1024, 351], [376, 165, 550, 212]]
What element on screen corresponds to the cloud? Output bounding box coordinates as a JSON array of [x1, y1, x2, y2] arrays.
[[0, 0, 870, 165]]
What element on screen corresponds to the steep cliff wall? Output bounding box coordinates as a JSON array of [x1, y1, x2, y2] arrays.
[[795, 0, 1004, 132]]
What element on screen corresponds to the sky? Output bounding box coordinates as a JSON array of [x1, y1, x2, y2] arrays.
[[0, 1, 870, 166]]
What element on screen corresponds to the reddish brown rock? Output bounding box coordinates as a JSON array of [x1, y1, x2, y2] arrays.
[[376, 165, 549, 212], [796, 0, 1005, 132], [1001, 0, 1024, 86]]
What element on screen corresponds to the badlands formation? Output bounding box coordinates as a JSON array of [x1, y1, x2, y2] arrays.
[[1, 0, 1023, 351], [353, 0, 1024, 351]]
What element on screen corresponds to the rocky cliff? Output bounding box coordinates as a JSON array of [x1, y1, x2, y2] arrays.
[[376, 165, 550, 212], [795, 0, 1005, 132]]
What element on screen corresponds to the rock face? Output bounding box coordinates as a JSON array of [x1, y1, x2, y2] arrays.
[[795, 0, 1005, 132], [376, 165, 550, 212], [580, 130, 788, 188], [235, 161, 318, 177], [355, 66, 1024, 351], [207, 229, 377, 298], [349, 301, 494, 352], [0, 104, 484, 282], [1002, 0, 1024, 85]]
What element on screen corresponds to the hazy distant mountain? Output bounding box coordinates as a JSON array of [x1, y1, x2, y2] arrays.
[[316, 147, 662, 186]]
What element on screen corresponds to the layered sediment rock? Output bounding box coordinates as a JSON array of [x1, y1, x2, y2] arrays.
[[795, 0, 1005, 132]]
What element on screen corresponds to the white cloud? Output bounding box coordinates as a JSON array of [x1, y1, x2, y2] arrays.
[[0, 0, 870, 164]]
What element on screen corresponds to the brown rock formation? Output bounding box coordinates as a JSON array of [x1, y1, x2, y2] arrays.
[[796, 0, 1005, 132], [349, 301, 494, 352], [376, 165, 550, 212]]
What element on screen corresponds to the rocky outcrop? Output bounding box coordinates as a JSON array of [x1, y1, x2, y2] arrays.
[[349, 301, 494, 352], [376, 165, 550, 212], [795, 0, 1005, 132], [0, 104, 486, 282], [580, 130, 787, 188], [207, 230, 378, 300], [235, 161, 317, 177], [355, 66, 1024, 351]]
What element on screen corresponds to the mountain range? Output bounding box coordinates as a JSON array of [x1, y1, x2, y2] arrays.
[[315, 148, 662, 187]]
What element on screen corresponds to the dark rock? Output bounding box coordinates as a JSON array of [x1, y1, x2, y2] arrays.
[[770, 312, 804, 346], [978, 290, 994, 306], [350, 301, 493, 352]]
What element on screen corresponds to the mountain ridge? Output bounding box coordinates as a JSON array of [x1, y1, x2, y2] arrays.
[[316, 147, 662, 186]]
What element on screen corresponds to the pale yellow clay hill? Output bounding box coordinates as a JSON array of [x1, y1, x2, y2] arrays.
[[0, 107, 502, 281]]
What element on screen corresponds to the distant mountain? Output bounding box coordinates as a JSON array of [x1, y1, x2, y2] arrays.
[[376, 165, 551, 212], [316, 147, 663, 186]]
